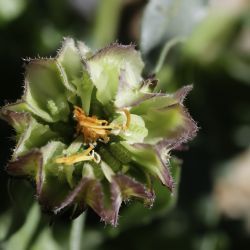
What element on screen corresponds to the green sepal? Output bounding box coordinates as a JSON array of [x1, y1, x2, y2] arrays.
[[113, 174, 154, 204], [143, 104, 187, 143], [0, 102, 31, 136], [6, 150, 42, 179], [1, 101, 29, 112], [122, 142, 174, 191], [53, 177, 106, 222], [111, 158, 181, 232], [130, 86, 197, 144], [37, 141, 72, 212], [13, 118, 59, 158], [130, 94, 178, 115]]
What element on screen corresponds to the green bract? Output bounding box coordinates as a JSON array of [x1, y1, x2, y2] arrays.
[[0, 38, 197, 226]]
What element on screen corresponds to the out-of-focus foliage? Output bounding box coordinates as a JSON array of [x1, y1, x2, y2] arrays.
[[1, 0, 250, 249], [5, 204, 40, 250], [184, 1, 250, 84], [0, 0, 27, 26], [214, 149, 250, 231], [140, 0, 207, 54]]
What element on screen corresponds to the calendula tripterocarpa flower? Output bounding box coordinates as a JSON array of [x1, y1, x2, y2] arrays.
[[0, 38, 197, 226]]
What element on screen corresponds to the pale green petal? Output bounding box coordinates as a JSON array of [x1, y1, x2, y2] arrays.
[[57, 38, 94, 113], [56, 38, 83, 92], [87, 44, 144, 105], [72, 70, 94, 115], [114, 73, 153, 108], [24, 59, 70, 122], [77, 41, 92, 59], [111, 113, 148, 144], [100, 161, 114, 182], [60, 137, 83, 187]]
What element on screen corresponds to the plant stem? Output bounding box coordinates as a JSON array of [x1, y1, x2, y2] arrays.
[[92, 0, 123, 48], [154, 37, 185, 74], [69, 212, 86, 250]]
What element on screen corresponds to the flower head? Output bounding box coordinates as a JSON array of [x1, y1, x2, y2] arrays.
[[1, 38, 197, 226]]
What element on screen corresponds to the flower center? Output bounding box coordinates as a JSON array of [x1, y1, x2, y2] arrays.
[[74, 106, 115, 144], [55, 106, 130, 165]]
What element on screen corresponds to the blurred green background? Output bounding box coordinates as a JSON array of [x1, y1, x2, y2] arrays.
[[0, 0, 250, 249]]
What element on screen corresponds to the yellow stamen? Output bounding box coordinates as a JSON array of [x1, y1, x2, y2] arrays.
[[55, 145, 94, 165], [74, 106, 118, 144], [121, 108, 131, 129]]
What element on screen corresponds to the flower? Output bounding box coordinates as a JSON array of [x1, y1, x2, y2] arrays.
[[0, 38, 197, 226]]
